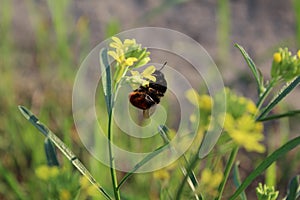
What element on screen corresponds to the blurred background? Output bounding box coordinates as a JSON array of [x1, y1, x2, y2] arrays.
[[0, 0, 300, 199]]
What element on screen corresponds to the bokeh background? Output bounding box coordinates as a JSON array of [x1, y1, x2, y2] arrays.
[[1, 0, 299, 199]]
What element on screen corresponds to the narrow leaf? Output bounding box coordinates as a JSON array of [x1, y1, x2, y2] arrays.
[[233, 162, 247, 200], [235, 44, 264, 93], [229, 136, 300, 200], [99, 48, 112, 113], [257, 76, 300, 120], [286, 175, 300, 200], [44, 138, 59, 166], [258, 110, 300, 122]]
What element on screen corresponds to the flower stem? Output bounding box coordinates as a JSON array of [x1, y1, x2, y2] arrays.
[[256, 79, 277, 110], [215, 146, 239, 200], [108, 109, 121, 200]]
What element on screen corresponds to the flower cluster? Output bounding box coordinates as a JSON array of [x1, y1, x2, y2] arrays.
[[126, 65, 157, 89], [196, 168, 224, 197], [108, 37, 151, 84], [79, 176, 101, 198], [222, 88, 265, 153], [271, 48, 300, 81], [256, 183, 279, 200], [186, 88, 265, 153]]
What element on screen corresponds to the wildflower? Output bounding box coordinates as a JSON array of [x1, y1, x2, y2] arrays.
[[153, 162, 177, 185], [107, 36, 151, 84], [271, 48, 300, 81], [185, 89, 213, 111], [216, 88, 265, 153], [256, 183, 279, 200], [197, 168, 223, 197], [79, 176, 101, 197], [153, 169, 170, 182], [125, 65, 156, 89], [223, 113, 265, 153], [59, 189, 71, 200], [35, 165, 59, 181]]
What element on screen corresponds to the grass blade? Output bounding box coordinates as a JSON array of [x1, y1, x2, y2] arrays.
[[117, 144, 169, 190], [229, 136, 300, 200], [44, 138, 60, 166], [99, 48, 112, 113], [233, 162, 247, 200], [0, 161, 26, 200], [257, 76, 300, 120], [18, 106, 112, 200], [286, 175, 300, 200], [257, 110, 300, 122], [235, 44, 264, 93]]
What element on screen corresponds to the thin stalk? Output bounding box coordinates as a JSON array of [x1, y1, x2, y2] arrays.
[[108, 109, 120, 200], [215, 146, 239, 200], [256, 79, 276, 110]]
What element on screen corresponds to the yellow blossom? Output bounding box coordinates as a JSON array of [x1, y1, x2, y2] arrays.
[[199, 94, 213, 111], [79, 176, 90, 189], [273, 52, 282, 63], [59, 189, 71, 200], [298, 50, 300, 59], [86, 185, 100, 197], [185, 89, 213, 111], [35, 165, 59, 180], [198, 168, 223, 197], [153, 169, 170, 181], [224, 114, 265, 153], [124, 57, 138, 66]]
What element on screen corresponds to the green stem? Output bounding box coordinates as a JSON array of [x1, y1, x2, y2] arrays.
[[108, 109, 120, 200], [215, 146, 239, 200], [256, 79, 276, 110]]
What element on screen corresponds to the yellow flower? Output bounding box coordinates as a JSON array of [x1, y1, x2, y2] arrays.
[[79, 176, 90, 189], [246, 100, 259, 115], [198, 168, 223, 197], [297, 50, 300, 59], [224, 114, 265, 153], [125, 57, 138, 66], [185, 89, 213, 111], [199, 94, 213, 111], [273, 52, 282, 63], [35, 165, 59, 180], [86, 185, 100, 197], [153, 169, 170, 181], [59, 189, 71, 200]]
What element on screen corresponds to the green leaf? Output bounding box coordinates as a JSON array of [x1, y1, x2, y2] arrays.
[[117, 144, 169, 190], [235, 44, 264, 94], [44, 138, 59, 167], [229, 136, 300, 200], [258, 110, 300, 122], [286, 175, 300, 200], [100, 48, 112, 113], [257, 76, 300, 120], [233, 162, 247, 200]]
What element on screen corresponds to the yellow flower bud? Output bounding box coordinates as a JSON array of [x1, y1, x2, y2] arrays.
[[297, 50, 300, 59], [59, 189, 71, 200], [273, 52, 282, 63]]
